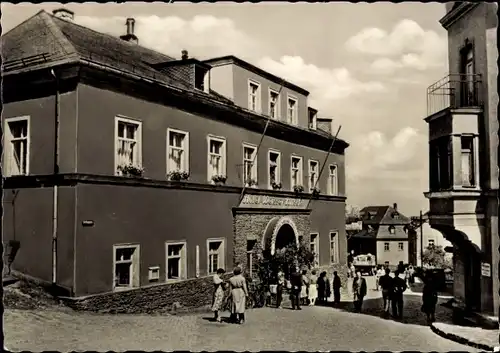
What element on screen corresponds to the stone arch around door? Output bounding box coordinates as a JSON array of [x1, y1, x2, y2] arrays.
[[232, 212, 311, 273], [261, 216, 300, 255]]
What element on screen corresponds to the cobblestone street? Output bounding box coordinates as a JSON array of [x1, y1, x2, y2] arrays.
[[4, 292, 476, 352]]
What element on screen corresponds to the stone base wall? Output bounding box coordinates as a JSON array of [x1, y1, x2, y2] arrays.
[[61, 273, 231, 314]]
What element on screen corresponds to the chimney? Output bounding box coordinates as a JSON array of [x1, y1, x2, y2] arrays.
[[393, 203, 398, 211], [120, 18, 138, 44], [181, 50, 189, 60], [52, 8, 75, 21]]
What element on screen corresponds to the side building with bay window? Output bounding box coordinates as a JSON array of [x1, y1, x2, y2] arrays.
[[2, 9, 349, 308], [424, 2, 498, 319]]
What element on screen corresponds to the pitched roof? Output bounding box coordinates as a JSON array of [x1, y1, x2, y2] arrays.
[[360, 205, 410, 225], [2, 10, 175, 79]]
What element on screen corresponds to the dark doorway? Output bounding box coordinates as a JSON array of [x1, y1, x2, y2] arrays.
[[465, 248, 481, 311], [275, 224, 296, 251]]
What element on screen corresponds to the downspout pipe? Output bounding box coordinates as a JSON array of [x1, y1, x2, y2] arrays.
[[50, 69, 60, 285]]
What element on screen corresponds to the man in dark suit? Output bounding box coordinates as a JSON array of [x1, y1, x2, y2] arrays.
[[290, 267, 303, 310], [392, 270, 407, 319], [352, 271, 367, 312], [379, 267, 393, 315]]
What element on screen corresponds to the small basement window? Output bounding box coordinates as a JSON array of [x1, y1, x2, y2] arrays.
[[148, 266, 160, 281], [195, 66, 209, 93]]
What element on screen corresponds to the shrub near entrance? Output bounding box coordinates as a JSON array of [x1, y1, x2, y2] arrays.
[[252, 243, 315, 307]]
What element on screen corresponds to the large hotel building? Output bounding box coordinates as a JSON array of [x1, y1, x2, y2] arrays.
[[2, 9, 348, 306]]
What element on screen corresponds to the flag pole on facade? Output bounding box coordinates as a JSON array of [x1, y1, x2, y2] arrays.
[[238, 80, 286, 204], [306, 125, 342, 209]]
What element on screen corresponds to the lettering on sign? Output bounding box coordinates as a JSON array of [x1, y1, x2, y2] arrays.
[[240, 194, 306, 209], [481, 262, 491, 277]]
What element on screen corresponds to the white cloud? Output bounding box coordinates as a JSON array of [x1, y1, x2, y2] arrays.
[[257, 55, 385, 111], [346, 19, 447, 74], [74, 15, 262, 60], [347, 127, 425, 179]]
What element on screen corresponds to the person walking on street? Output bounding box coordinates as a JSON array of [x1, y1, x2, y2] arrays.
[[391, 270, 407, 319], [228, 266, 249, 324], [352, 271, 367, 312], [276, 271, 285, 309], [308, 270, 318, 306], [421, 272, 438, 324], [290, 267, 303, 310], [379, 268, 393, 315], [332, 271, 342, 305], [211, 268, 226, 322]]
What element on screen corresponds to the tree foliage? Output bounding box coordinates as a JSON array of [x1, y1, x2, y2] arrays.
[[255, 242, 315, 286], [422, 244, 452, 269]]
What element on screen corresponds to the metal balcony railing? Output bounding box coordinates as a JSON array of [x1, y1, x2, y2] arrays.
[[426, 73, 483, 117]]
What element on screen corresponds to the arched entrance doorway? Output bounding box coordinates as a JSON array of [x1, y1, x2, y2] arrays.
[[275, 223, 297, 251]]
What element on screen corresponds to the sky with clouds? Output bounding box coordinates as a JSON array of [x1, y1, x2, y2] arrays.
[[2, 2, 450, 216]]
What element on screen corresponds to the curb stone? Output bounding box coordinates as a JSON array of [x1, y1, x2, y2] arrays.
[[430, 322, 495, 351]]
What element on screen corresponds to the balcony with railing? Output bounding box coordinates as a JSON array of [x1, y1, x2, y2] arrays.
[[426, 73, 483, 117]]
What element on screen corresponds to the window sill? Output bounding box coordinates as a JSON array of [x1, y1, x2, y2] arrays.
[[166, 277, 187, 284]]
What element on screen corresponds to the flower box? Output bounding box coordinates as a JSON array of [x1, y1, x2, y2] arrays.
[[167, 170, 190, 181]]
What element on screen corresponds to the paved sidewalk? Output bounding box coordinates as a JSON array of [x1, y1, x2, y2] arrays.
[[431, 322, 499, 351]]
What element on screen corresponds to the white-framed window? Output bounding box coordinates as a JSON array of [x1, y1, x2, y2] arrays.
[[148, 266, 160, 282], [268, 150, 281, 189], [115, 116, 142, 175], [194, 66, 210, 93], [207, 135, 226, 182], [290, 155, 303, 189], [287, 96, 298, 125], [328, 165, 338, 196], [461, 136, 475, 187], [243, 143, 258, 186], [329, 232, 339, 264], [167, 128, 189, 173], [310, 233, 320, 266], [113, 244, 140, 290], [248, 80, 261, 113], [4, 116, 30, 176], [308, 110, 317, 130], [384, 242, 390, 251], [428, 239, 435, 247], [398, 242, 404, 251], [166, 241, 187, 281], [389, 226, 395, 235], [246, 240, 257, 278], [207, 238, 225, 275], [308, 160, 319, 192], [269, 89, 280, 119]]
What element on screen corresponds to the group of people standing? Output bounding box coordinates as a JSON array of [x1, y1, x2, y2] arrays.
[[286, 269, 342, 309]]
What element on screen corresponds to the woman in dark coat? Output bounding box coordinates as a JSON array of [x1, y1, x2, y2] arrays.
[[421, 272, 438, 324], [317, 271, 327, 304]]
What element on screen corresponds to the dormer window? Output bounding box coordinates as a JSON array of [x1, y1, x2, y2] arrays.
[[389, 226, 395, 235], [194, 66, 209, 93], [308, 110, 317, 130]]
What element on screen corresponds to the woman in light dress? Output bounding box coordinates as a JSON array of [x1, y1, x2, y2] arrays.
[[229, 266, 249, 324], [300, 269, 310, 305], [308, 270, 318, 306], [211, 268, 226, 322]]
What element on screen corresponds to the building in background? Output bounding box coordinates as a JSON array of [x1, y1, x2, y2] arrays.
[[2, 9, 349, 303], [424, 2, 498, 317], [347, 204, 413, 268]]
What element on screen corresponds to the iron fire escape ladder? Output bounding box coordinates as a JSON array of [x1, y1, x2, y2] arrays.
[[305, 125, 342, 209], [238, 80, 286, 204]]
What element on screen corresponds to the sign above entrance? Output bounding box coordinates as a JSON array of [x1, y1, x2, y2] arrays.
[[239, 194, 308, 209], [481, 262, 491, 277]]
